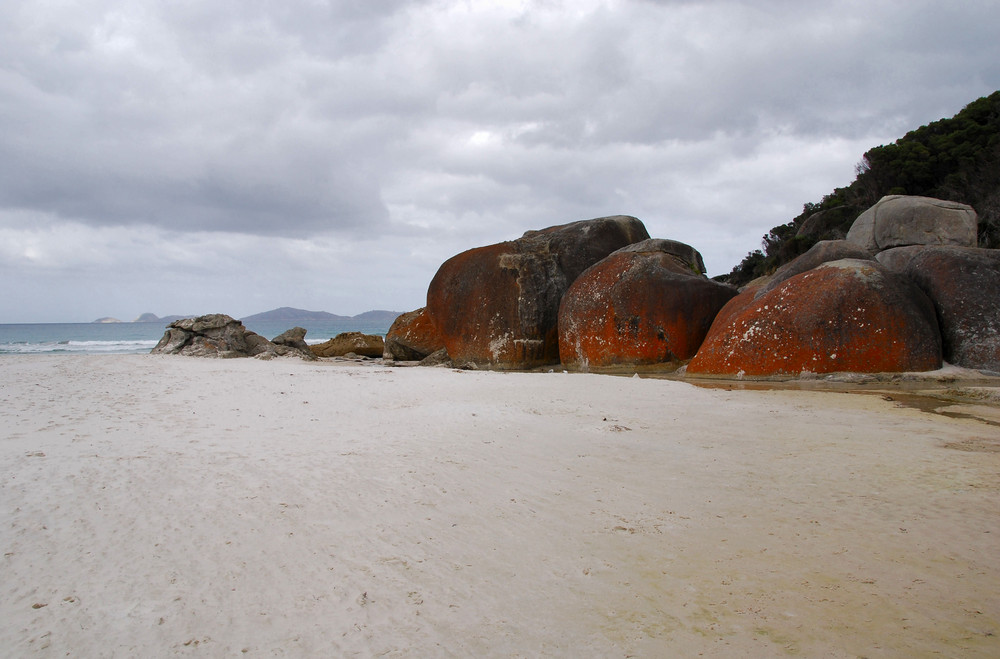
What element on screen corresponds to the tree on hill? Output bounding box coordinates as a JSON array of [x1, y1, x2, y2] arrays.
[[721, 91, 1000, 287]]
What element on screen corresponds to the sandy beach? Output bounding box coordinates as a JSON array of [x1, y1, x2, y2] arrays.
[[2, 355, 998, 657]]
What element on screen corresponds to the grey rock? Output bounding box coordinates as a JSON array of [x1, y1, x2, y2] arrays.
[[846, 195, 978, 252], [272, 327, 317, 361], [877, 245, 1000, 371], [795, 208, 849, 240], [151, 314, 315, 360], [152, 328, 191, 354], [418, 348, 452, 367]]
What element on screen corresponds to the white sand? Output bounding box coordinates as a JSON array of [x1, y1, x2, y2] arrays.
[[2, 355, 998, 657]]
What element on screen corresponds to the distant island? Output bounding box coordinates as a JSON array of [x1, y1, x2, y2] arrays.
[[93, 313, 191, 324], [92, 308, 402, 324], [133, 312, 189, 324], [241, 308, 402, 324]]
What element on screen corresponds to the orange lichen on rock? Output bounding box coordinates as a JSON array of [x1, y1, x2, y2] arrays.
[[558, 245, 736, 369], [687, 259, 942, 377], [383, 307, 444, 361], [426, 216, 649, 369]]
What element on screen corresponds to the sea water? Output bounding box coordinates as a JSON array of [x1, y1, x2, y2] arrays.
[[0, 319, 395, 356]]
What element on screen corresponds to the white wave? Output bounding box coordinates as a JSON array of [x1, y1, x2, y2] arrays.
[[0, 340, 159, 355]]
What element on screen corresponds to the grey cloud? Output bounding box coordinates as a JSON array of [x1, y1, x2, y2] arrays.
[[0, 0, 997, 322], [0, 1, 398, 235]]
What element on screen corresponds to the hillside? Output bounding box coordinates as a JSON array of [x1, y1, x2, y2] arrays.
[[722, 91, 1000, 287]]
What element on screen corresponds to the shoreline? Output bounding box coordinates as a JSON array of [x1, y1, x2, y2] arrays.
[[374, 356, 1000, 427], [2, 354, 998, 656]]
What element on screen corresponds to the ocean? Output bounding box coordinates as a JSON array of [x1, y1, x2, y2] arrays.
[[0, 319, 396, 356]]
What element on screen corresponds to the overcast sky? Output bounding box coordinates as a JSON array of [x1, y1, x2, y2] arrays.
[[1, 0, 997, 323]]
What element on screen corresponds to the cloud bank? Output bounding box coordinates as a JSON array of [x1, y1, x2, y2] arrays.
[[1, 0, 997, 321]]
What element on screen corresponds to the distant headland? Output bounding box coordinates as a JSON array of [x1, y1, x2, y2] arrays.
[[240, 307, 401, 324], [92, 308, 401, 324], [93, 313, 198, 324]]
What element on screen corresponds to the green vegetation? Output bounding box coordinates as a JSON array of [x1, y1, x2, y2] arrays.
[[721, 91, 1000, 287]]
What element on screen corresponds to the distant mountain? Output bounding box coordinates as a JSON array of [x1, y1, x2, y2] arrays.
[[241, 307, 348, 322], [241, 307, 402, 323], [92, 308, 402, 325]]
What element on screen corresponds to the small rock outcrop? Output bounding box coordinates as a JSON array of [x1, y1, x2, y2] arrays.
[[152, 314, 308, 359], [877, 245, 1000, 371], [383, 308, 445, 361], [425, 215, 650, 369], [846, 195, 978, 252], [419, 348, 452, 367], [310, 332, 385, 358], [558, 239, 736, 369], [271, 327, 318, 361], [687, 259, 942, 377], [152, 314, 251, 357], [152, 313, 256, 357]]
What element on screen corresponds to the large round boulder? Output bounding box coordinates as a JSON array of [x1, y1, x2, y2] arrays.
[[426, 215, 649, 369], [383, 308, 445, 361], [687, 259, 942, 377], [693, 241, 876, 356], [877, 245, 1000, 371], [846, 195, 977, 253], [558, 240, 736, 369]]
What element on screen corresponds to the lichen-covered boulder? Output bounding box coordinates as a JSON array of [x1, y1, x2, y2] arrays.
[[383, 308, 445, 361], [689, 241, 876, 358], [846, 195, 977, 252], [558, 240, 736, 369], [425, 215, 650, 369], [877, 245, 1000, 371], [687, 259, 942, 377], [310, 331, 385, 358]]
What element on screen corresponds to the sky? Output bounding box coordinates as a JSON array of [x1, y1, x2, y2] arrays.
[[1, 0, 998, 323]]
